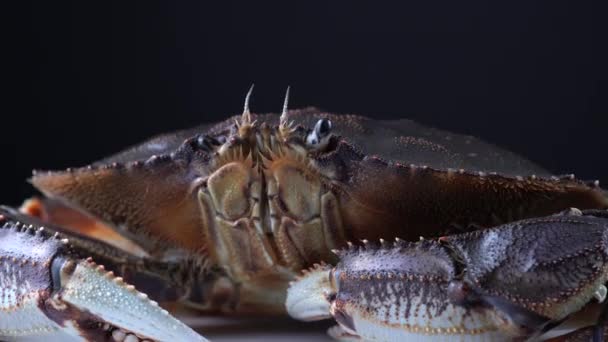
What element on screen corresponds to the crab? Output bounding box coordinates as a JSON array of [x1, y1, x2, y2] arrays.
[[1, 86, 607, 341]]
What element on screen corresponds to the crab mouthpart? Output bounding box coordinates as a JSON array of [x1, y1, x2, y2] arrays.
[[286, 263, 333, 321]]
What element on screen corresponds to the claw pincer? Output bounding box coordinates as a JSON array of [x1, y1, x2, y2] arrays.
[[287, 209, 608, 341], [0, 210, 206, 341]]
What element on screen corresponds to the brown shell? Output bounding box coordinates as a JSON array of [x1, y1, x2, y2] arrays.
[[30, 108, 607, 257]]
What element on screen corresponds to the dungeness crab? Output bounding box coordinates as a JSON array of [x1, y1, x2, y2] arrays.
[[1, 86, 607, 341]]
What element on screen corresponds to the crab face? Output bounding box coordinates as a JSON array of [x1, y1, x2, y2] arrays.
[[26, 109, 352, 306], [27, 106, 607, 276]]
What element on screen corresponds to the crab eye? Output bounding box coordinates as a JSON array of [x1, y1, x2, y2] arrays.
[[317, 118, 332, 136], [306, 118, 332, 147], [196, 135, 221, 151]]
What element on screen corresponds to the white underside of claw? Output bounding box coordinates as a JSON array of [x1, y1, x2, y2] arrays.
[[335, 288, 515, 342], [347, 315, 511, 342], [59, 259, 206, 342], [0, 252, 79, 341], [0, 286, 76, 341], [286, 263, 333, 322]]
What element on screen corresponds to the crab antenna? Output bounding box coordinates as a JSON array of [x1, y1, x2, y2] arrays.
[[280, 86, 290, 128], [241, 84, 254, 125]]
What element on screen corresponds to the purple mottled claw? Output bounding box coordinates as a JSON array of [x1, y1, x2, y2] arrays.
[[288, 209, 608, 341], [0, 208, 206, 341]]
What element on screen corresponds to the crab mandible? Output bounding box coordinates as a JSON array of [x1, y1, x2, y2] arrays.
[[1, 87, 607, 341]]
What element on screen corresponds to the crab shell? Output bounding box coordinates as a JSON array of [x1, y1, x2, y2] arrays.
[[23, 108, 607, 314], [286, 209, 608, 341]]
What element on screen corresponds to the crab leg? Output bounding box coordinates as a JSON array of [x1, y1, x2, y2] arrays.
[[0, 208, 206, 341]]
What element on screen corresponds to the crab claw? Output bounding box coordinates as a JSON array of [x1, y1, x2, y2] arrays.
[[0, 209, 206, 342], [287, 210, 608, 341], [286, 262, 333, 321], [49, 257, 206, 341]]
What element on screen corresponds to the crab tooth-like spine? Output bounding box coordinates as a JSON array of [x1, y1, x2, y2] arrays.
[[131, 160, 143, 168], [567, 174, 575, 180], [295, 261, 331, 280], [393, 237, 403, 247]]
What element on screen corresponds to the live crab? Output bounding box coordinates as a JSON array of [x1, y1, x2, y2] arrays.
[[1, 87, 607, 341]]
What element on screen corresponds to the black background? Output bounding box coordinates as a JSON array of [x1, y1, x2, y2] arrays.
[[5, 2, 607, 206]]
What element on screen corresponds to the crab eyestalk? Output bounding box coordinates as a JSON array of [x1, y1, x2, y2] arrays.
[[0, 209, 206, 341]]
